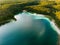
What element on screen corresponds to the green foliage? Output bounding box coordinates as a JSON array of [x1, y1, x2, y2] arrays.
[[0, 1, 38, 25], [0, 1, 60, 28], [24, 1, 60, 28]]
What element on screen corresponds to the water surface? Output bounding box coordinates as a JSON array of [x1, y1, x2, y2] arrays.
[[0, 12, 58, 45]]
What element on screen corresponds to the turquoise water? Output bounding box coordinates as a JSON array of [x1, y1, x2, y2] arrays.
[[0, 12, 58, 45]]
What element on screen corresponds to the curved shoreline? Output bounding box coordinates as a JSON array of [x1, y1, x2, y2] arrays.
[[32, 12, 60, 35], [51, 20, 60, 35]]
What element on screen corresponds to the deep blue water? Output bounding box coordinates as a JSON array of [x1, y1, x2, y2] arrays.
[[0, 12, 58, 45]]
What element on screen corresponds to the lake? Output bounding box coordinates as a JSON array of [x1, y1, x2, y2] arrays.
[[0, 12, 58, 45]]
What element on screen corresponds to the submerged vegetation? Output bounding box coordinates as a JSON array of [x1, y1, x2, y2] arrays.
[[0, 1, 60, 28]]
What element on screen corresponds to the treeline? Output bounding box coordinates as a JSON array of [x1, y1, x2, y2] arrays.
[[0, 1, 38, 25], [0, 1, 60, 28], [24, 1, 60, 28]]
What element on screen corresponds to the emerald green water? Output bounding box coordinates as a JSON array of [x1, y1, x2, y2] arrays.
[[0, 12, 58, 45]]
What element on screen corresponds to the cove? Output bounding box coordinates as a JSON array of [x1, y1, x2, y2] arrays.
[[0, 12, 58, 45]]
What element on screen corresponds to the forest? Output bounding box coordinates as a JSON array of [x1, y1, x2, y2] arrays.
[[0, 1, 60, 28]]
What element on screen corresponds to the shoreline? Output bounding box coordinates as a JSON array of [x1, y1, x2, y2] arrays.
[[51, 20, 60, 35]]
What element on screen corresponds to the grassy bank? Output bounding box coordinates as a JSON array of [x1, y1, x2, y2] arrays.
[[0, 1, 60, 28], [0, 1, 38, 25], [24, 1, 60, 28]]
